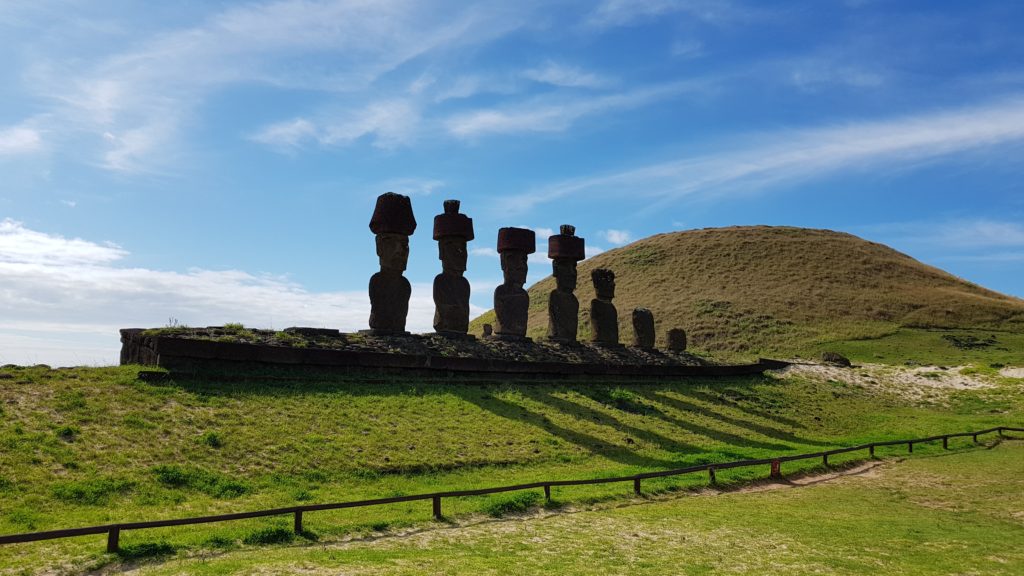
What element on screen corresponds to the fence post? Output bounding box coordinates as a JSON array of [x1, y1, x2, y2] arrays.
[[869, 445, 875, 457], [633, 478, 641, 495], [770, 459, 781, 479], [106, 526, 120, 554], [432, 496, 442, 520], [543, 484, 551, 502], [973, 434, 978, 443], [708, 467, 716, 485], [908, 442, 913, 454], [942, 436, 948, 450], [999, 428, 1005, 438], [822, 454, 829, 467], [294, 510, 303, 534]]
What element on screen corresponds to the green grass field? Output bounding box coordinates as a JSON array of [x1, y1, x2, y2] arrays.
[[1, 359, 1022, 574], [100, 442, 1024, 575]]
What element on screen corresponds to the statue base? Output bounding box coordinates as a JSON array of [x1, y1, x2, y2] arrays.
[[488, 333, 533, 343], [359, 329, 411, 337], [433, 331, 476, 341]]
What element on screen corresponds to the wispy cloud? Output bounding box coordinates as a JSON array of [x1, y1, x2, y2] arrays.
[[585, 0, 745, 29], [446, 80, 700, 138], [252, 100, 420, 150], [864, 219, 1024, 249], [0, 124, 43, 156], [26, 0, 532, 171], [0, 220, 438, 365], [521, 61, 612, 89], [502, 96, 1024, 212]]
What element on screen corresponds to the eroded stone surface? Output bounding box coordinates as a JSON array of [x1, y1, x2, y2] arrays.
[[590, 268, 619, 346], [667, 328, 687, 352], [632, 307, 655, 349]]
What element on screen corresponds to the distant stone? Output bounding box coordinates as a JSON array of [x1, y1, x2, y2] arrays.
[[632, 308, 655, 349], [821, 351, 852, 367], [482, 324, 493, 337], [666, 328, 687, 352]]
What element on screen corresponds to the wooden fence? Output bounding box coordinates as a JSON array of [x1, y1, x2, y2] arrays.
[[1, 426, 1020, 554]]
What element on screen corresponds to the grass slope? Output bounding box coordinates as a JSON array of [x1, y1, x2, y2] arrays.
[[470, 226, 1024, 358], [107, 443, 1024, 575], [1, 363, 1021, 573]]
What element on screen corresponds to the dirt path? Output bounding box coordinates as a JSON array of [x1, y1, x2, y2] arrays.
[[777, 362, 997, 404]]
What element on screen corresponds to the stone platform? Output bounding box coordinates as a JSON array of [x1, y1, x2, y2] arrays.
[[120, 327, 788, 379]]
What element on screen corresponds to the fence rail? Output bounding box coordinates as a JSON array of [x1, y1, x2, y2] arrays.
[[1, 426, 1020, 554]]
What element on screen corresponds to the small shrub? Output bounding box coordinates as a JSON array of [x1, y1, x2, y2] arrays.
[[370, 521, 390, 532], [117, 541, 176, 560], [0, 477, 13, 492], [56, 390, 87, 411], [203, 535, 236, 549], [152, 464, 249, 498], [52, 477, 134, 505], [483, 490, 541, 517], [198, 431, 223, 448], [243, 526, 294, 546], [55, 425, 79, 441]]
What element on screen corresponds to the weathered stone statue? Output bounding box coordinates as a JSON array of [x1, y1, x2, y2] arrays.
[[590, 268, 619, 346], [368, 192, 416, 334], [667, 328, 687, 352], [432, 199, 474, 337], [493, 227, 536, 340], [547, 224, 585, 343], [632, 307, 655, 349]]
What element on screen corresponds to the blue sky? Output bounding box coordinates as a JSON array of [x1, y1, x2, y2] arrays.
[[2, 0, 1023, 365]]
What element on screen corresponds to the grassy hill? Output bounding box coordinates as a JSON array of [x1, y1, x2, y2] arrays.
[[470, 226, 1024, 358], [1, 364, 1021, 572]]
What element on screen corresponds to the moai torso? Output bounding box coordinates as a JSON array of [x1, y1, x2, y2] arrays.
[[433, 272, 470, 333], [494, 283, 530, 336], [589, 268, 619, 345], [632, 307, 656, 349], [548, 288, 579, 342], [369, 271, 411, 332]]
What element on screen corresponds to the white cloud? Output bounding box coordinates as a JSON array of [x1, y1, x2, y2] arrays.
[[0, 220, 437, 366], [471, 247, 499, 257], [585, 245, 605, 258], [0, 125, 43, 156], [865, 219, 1024, 249], [522, 61, 612, 89], [446, 81, 697, 138], [670, 39, 704, 59], [500, 96, 1024, 212], [379, 177, 446, 197], [602, 229, 632, 245]]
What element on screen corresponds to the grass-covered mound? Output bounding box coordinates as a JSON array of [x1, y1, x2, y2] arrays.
[[470, 226, 1024, 357], [1, 363, 1020, 572]]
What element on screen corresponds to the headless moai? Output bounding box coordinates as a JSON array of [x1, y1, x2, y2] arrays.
[[493, 227, 536, 340], [590, 268, 619, 346], [432, 200, 474, 337], [667, 328, 687, 352], [368, 192, 416, 334], [547, 225, 585, 343], [632, 307, 656, 349]]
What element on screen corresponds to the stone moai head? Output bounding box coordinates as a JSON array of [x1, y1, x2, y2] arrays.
[[591, 268, 616, 300], [548, 224, 585, 292], [369, 192, 417, 272], [497, 227, 536, 287], [632, 307, 656, 349], [666, 328, 687, 352], [433, 199, 474, 274]]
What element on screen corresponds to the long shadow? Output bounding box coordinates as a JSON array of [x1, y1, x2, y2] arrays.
[[684, 386, 807, 430], [554, 389, 793, 452], [453, 389, 686, 470], [638, 389, 832, 448]]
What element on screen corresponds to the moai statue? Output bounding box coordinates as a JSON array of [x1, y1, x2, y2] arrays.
[[590, 268, 620, 346], [632, 307, 656, 350], [547, 224, 585, 343], [493, 227, 536, 340], [368, 192, 416, 335], [432, 199, 474, 337], [667, 328, 688, 352]]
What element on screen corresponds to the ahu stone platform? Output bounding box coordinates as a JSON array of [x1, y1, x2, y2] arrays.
[[120, 327, 788, 379]]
